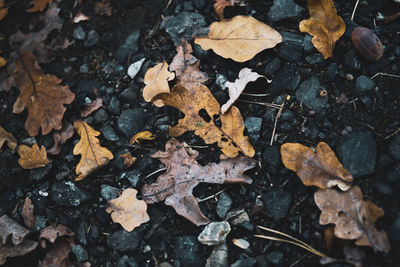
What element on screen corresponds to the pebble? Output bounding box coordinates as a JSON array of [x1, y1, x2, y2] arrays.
[[127, 58, 145, 79], [278, 42, 303, 61], [228, 210, 253, 231], [262, 188, 291, 221], [198, 221, 231, 246], [303, 34, 314, 53], [29, 162, 52, 182], [267, 0, 303, 22], [108, 96, 121, 114], [75, 221, 88, 245], [216, 74, 228, 90], [269, 64, 300, 96], [389, 135, 400, 160], [193, 0, 207, 9], [164, 12, 207, 45], [117, 108, 147, 138], [375, 181, 393, 195], [231, 257, 254, 267], [174, 236, 203, 267], [100, 185, 120, 201], [116, 255, 138, 267], [327, 63, 338, 80], [101, 62, 125, 78], [205, 243, 228, 267], [73, 26, 85, 40], [305, 53, 324, 64], [280, 31, 304, 46], [79, 64, 89, 74], [337, 132, 377, 177], [386, 164, 400, 182], [216, 192, 232, 218], [345, 73, 354, 81], [354, 75, 375, 93], [345, 50, 361, 70], [33, 215, 47, 231], [264, 58, 281, 76], [295, 76, 329, 111], [84, 30, 100, 47], [125, 169, 141, 187], [262, 145, 281, 174], [232, 238, 250, 249], [94, 109, 109, 124], [107, 230, 141, 252], [100, 124, 119, 142], [267, 251, 284, 265], [72, 244, 89, 262], [244, 117, 262, 143], [50, 181, 92, 207], [115, 30, 140, 63], [120, 86, 138, 102]]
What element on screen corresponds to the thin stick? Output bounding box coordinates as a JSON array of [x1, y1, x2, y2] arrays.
[[270, 102, 284, 146], [241, 93, 270, 97], [144, 167, 167, 179], [289, 254, 309, 267], [383, 128, 400, 140], [197, 188, 227, 203], [351, 0, 360, 21], [238, 99, 281, 108], [371, 72, 400, 79]]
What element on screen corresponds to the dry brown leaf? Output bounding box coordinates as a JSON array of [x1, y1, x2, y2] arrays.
[[106, 188, 150, 232], [40, 224, 75, 248], [221, 68, 267, 114], [299, 0, 346, 59], [314, 186, 390, 253], [12, 51, 75, 136], [27, 0, 53, 12], [73, 121, 114, 181], [0, 0, 8, 21], [120, 152, 136, 168], [194, 15, 282, 62], [143, 62, 175, 107], [153, 84, 255, 158], [0, 126, 17, 151], [169, 39, 198, 78], [17, 144, 49, 169], [129, 131, 156, 145], [22, 197, 35, 229], [48, 123, 74, 155], [178, 61, 208, 93], [94, 0, 112, 16], [142, 139, 255, 226], [280, 142, 353, 190], [80, 98, 103, 117], [213, 0, 234, 20]]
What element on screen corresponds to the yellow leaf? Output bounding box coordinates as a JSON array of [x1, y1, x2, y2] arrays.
[[17, 144, 49, 169], [194, 15, 282, 62], [299, 0, 346, 59], [0, 57, 7, 67], [0, 126, 17, 151], [73, 121, 114, 181], [26, 0, 53, 12], [120, 152, 136, 168], [143, 62, 175, 107], [0, 0, 9, 21], [129, 131, 156, 145]]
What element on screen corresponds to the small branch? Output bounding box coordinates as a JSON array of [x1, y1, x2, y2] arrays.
[[241, 93, 270, 97], [238, 99, 281, 109], [371, 72, 400, 79], [144, 167, 167, 180], [351, 0, 360, 21], [197, 188, 227, 203], [270, 101, 284, 146]]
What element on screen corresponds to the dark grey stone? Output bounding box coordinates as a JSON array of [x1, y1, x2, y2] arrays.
[[278, 42, 303, 61], [94, 109, 109, 124], [84, 30, 99, 47], [73, 26, 85, 40], [386, 164, 400, 182], [29, 162, 52, 181], [375, 181, 393, 195], [75, 221, 88, 246], [327, 63, 338, 80], [117, 108, 147, 138], [244, 117, 262, 143], [296, 76, 329, 111], [115, 30, 140, 63], [355, 75, 375, 93], [79, 64, 89, 74], [117, 255, 138, 267], [305, 53, 324, 64], [174, 236, 203, 267], [337, 132, 377, 177], [192, 0, 207, 9], [263, 145, 281, 174], [101, 62, 125, 78], [216, 192, 232, 218], [390, 210, 400, 243], [267, 0, 303, 22], [263, 188, 291, 221], [269, 65, 301, 96], [264, 58, 281, 75], [164, 12, 207, 45], [33, 215, 47, 231], [231, 257, 254, 267], [280, 31, 304, 45], [267, 251, 284, 264], [108, 96, 121, 114], [100, 185, 120, 201], [100, 125, 119, 142], [72, 244, 89, 262], [303, 34, 314, 53], [125, 170, 142, 187], [120, 87, 138, 102], [51, 181, 92, 207], [107, 230, 141, 252], [389, 135, 400, 160]]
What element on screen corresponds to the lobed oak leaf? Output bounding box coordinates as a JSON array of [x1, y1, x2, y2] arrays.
[[280, 142, 353, 190], [27, 0, 53, 12], [40, 224, 74, 248], [17, 144, 49, 169], [169, 39, 198, 78], [194, 15, 282, 62], [129, 131, 156, 145], [143, 62, 175, 107], [0, 126, 17, 151], [142, 139, 255, 226], [106, 188, 150, 232], [153, 84, 255, 158], [73, 121, 114, 181], [47, 122, 74, 155], [12, 51, 75, 136], [22, 197, 35, 229], [299, 0, 346, 59]]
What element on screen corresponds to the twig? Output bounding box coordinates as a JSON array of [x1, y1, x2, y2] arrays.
[[289, 194, 310, 215], [238, 99, 281, 109], [383, 128, 400, 140], [197, 188, 227, 203], [144, 167, 167, 180], [371, 72, 400, 79], [289, 254, 309, 267], [241, 93, 270, 97], [351, 0, 360, 21], [270, 101, 284, 146]]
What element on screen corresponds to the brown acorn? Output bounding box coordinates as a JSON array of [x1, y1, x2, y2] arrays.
[[351, 27, 384, 62]]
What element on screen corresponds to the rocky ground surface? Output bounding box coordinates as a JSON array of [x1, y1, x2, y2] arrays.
[[0, 0, 400, 266]]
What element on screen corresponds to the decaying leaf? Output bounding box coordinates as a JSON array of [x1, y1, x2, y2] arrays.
[[299, 0, 346, 59], [0, 126, 17, 151], [12, 51, 75, 136], [94, 0, 112, 16], [221, 68, 268, 114], [314, 186, 390, 253], [73, 121, 114, 181], [48, 123, 74, 155], [153, 84, 255, 158], [0, 215, 38, 265], [27, 0, 53, 12], [129, 131, 156, 145], [120, 152, 136, 168], [194, 15, 282, 62], [177, 61, 208, 93], [142, 139, 255, 225], [143, 62, 175, 107], [17, 144, 49, 169], [40, 224, 75, 248], [80, 98, 103, 117], [0, 0, 9, 21], [22, 197, 35, 229], [280, 142, 353, 190], [169, 39, 198, 78], [213, 0, 234, 20], [106, 188, 150, 232]]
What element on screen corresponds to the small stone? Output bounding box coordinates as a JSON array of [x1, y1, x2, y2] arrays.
[[120, 86, 138, 102], [231, 257, 254, 267], [84, 30, 100, 47], [174, 236, 203, 267], [72, 244, 89, 262], [269, 65, 301, 96], [216, 192, 232, 218], [268, 0, 303, 22], [228, 210, 253, 230], [389, 135, 400, 160], [375, 181, 393, 195], [117, 108, 147, 138], [354, 75, 375, 93], [117, 255, 138, 267], [328, 63, 338, 80], [296, 76, 329, 111], [262, 145, 281, 174], [126, 170, 141, 186], [198, 221, 231, 246], [93, 109, 108, 124], [164, 12, 207, 45], [75, 221, 88, 245], [100, 185, 120, 201], [264, 58, 281, 76], [51, 181, 92, 207], [73, 26, 85, 40], [107, 230, 141, 252], [278, 42, 303, 61], [100, 125, 119, 142], [345, 73, 354, 81], [205, 243, 228, 267], [127, 58, 145, 79], [216, 74, 228, 90], [267, 251, 284, 265], [29, 163, 52, 182], [305, 53, 324, 64], [244, 117, 262, 143], [115, 30, 140, 63], [303, 34, 314, 53], [263, 188, 291, 221], [192, 0, 207, 9], [79, 64, 89, 74], [33, 215, 47, 231], [280, 31, 304, 45], [232, 238, 250, 249], [108, 96, 121, 114], [101, 62, 125, 78]]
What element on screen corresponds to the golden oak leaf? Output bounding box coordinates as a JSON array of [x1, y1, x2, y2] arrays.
[[0, 0, 9, 21], [129, 131, 156, 145], [17, 144, 49, 169], [299, 0, 345, 59], [26, 0, 53, 12], [120, 152, 136, 168], [143, 62, 175, 107], [153, 84, 254, 158], [12, 51, 75, 136], [194, 15, 282, 62], [73, 121, 114, 181], [0, 126, 17, 151], [0, 57, 6, 67], [106, 188, 150, 232], [281, 142, 353, 190]]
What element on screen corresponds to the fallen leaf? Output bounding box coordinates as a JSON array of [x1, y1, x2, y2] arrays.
[[314, 186, 390, 253], [194, 15, 282, 62], [153, 84, 255, 158], [73, 121, 114, 181], [120, 152, 136, 168], [17, 144, 49, 169], [143, 62, 175, 107], [0, 57, 6, 67], [22, 197, 35, 229], [106, 188, 150, 232], [213, 0, 235, 20], [94, 0, 112, 16], [129, 131, 156, 145], [177, 61, 208, 93], [48, 123, 74, 155], [12, 51, 75, 136], [221, 68, 267, 114], [0, 0, 8, 21], [73, 12, 89, 23], [169, 39, 198, 78], [299, 0, 346, 59], [80, 98, 103, 117], [142, 139, 255, 225], [40, 224, 75, 248], [27, 0, 53, 12], [280, 142, 353, 190], [0, 126, 17, 151]]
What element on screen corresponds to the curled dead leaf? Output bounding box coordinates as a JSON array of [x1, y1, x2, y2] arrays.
[[80, 98, 103, 117], [27, 0, 53, 12], [22, 197, 35, 229], [17, 144, 49, 169], [129, 131, 156, 145], [47, 123, 74, 155], [0, 126, 17, 151], [120, 152, 136, 168], [143, 62, 175, 107], [40, 224, 75, 248]]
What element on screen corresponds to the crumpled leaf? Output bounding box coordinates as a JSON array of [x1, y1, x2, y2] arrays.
[[48, 122, 74, 155], [213, 0, 234, 20], [12, 51, 75, 136], [169, 39, 198, 78], [17, 144, 49, 169], [280, 142, 353, 191], [194, 15, 282, 62], [143, 62, 175, 107], [40, 224, 74, 248], [0, 126, 17, 151], [299, 0, 346, 59], [80, 98, 103, 117], [314, 186, 390, 253], [142, 139, 255, 226], [120, 152, 136, 168], [221, 68, 267, 114], [0, 215, 38, 265], [73, 121, 114, 181], [27, 0, 53, 12], [0, 0, 9, 21], [177, 61, 208, 93], [129, 131, 156, 145], [22, 197, 35, 229], [106, 188, 150, 232], [153, 84, 255, 158]]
